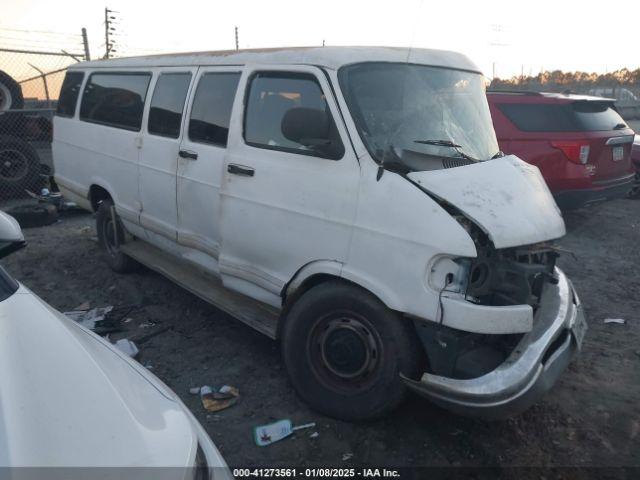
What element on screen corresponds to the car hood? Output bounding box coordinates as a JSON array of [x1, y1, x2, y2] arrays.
[[0, 285, 196, 467], [407, 155, 566, 249]]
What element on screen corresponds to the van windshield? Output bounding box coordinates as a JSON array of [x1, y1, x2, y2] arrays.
[[338, 63, 499, 171]]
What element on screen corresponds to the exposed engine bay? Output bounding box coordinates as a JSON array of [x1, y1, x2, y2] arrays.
[[461, 233, 559, 310]]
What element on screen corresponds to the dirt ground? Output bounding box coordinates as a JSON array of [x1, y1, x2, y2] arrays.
[[2, 197, 639, 476]]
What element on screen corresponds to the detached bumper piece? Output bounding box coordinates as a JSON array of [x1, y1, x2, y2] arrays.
[[403, 268, 586, 418]]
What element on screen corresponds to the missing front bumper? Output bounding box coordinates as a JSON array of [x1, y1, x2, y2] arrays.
[[403, 268, 586, 418]]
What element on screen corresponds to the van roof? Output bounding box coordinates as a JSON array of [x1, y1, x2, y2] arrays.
[[70, 46, 481, 73]]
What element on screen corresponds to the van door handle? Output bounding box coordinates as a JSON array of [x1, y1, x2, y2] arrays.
[[227, 164, 255, 177], [178, 149, 198, 160]]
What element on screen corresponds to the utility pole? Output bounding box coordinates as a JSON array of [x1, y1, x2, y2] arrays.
[[82, 27, 91, 61], [235, 26, 239, 50], [104, 7, 118, 59]]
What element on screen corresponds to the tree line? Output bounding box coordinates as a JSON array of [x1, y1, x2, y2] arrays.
[[489, 67, 640, 93]]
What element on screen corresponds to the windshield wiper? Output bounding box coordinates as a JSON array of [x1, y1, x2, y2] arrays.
[[414, 139, 480, 162]]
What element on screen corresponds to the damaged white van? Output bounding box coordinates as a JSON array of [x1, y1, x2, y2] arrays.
[[53, 47, 587, 420]]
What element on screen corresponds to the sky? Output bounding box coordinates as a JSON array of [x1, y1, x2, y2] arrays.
[[2, 0, 640, 80]]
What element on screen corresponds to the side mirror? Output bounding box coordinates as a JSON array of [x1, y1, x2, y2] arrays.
[[0, 211, 25, 259], [281, 107, 342, 158]]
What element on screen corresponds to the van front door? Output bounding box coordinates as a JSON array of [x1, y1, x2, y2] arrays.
[[139, 67, 196, 240], [219, 66, 359, 306], [176, 68, 242, 266]]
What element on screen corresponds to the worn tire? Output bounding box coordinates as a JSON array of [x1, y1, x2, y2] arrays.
[[96, 199, 138, 273], [6, 203, 58, 228], [281, 281, 424, 421], [0, 135, 42, 196], [0, 71, 24, 111]]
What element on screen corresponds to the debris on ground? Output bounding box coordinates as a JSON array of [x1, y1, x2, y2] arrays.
[[64, 306, 115, 332], [310, 431, 319, 439], [604, 318, 626, 324], [114, 338, 139, 357], [342, 453, 354, 461], [199, 385, 240, 412], [254, 420, 316, 447]]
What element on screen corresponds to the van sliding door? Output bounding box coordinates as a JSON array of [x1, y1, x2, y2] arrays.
[[138, 67, 197, 240]]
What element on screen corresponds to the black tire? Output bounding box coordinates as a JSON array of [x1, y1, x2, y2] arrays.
[[281, 281, 424, 421], [6, 203, 58, 228], [0, 71, 24, 111], [96, 199, 138, 273], [0, 135, 42, 196]]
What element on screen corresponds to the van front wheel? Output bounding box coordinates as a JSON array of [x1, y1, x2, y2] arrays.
[[96, 199, 138, 273], [281, 281, 423, 421]]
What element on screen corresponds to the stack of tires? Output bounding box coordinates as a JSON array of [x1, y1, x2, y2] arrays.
[[0, 71, 43, 198]]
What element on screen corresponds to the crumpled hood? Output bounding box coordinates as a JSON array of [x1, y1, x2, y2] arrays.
[[0, 285, 196, 467], [407, 156, 566, 249]]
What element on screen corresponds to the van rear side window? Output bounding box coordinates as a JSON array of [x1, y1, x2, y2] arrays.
[[148, 73, 192, 139], [56, 71, 84, 118], [80, 72, 151, 131], [188, 72, 241, 147]]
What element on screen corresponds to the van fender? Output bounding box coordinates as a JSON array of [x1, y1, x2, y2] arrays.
[[284, 259, 403, 313], [284, 259, 344, 298], [88, 176, 138, 224]]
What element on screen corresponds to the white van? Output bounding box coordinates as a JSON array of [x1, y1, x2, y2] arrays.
[[53, 47, 586, 420]]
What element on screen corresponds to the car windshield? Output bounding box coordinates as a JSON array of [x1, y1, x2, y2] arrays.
[[338, 62, 500, 171]]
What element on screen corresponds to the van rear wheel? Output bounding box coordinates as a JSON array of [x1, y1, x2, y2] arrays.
[[281, 281, 423, 421], [96, 199, 138, 273]]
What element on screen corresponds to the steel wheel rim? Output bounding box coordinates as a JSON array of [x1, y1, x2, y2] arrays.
[[0, 148, 28, 181], [308, 311, 382, 393]]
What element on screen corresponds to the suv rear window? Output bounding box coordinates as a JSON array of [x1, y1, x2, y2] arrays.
[[498, 101, 625, 132], [56, 71, 84, 117], [80, 72, 151, 131]]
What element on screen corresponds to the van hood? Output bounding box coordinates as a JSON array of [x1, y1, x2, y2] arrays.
[[0, 286, 196, 467], [407, 156, 565, 249]]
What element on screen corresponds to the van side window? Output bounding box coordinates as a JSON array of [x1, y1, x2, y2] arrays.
[[148, 73, 192, 139], [56, 71, 85, 118], [244, 72, 344, 160], [188, 72, 241, 147], [80, 72, 151, 131]]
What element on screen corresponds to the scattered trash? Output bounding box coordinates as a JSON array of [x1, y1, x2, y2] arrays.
[[604, 318, 626, 325], [74, 301, 90, 311], [78, 226, 92, 234], [139, 322, 156, 329], [144, 363, 153, 370], [189, 387, 201, 395], [114, 338, 139, 357], [200, 385, 240, 412], [310, 431, 319, 439], [342, 453, 354, 461], [64, 306, 115, 332], [254, 420, 316, 447], [124, 317, 133, 324]]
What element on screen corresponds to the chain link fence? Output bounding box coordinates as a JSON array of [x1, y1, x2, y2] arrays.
[[0, 47, 86, 200]]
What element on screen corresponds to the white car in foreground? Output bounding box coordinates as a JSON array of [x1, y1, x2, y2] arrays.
[[0, 211, 230, 478]]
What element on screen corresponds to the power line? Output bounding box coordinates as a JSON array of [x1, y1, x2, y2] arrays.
[[0, 27, 82, 38]]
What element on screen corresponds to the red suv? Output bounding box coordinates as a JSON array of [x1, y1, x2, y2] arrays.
[[488, 91, 635, 209]]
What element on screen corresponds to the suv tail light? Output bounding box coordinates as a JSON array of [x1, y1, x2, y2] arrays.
[[551, 141, 590, 164]]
